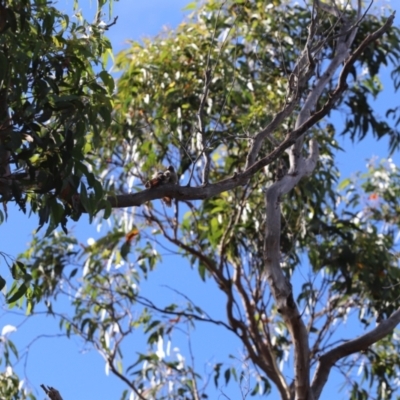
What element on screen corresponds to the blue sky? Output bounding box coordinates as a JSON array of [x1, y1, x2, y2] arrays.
[[0, 1, 400, 399]]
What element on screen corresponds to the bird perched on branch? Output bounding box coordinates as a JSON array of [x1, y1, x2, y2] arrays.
[[163, 165, 178, 185], [145, 171, 165, 189], [145, 165, 178, 206], [145, 165, 177, 188]]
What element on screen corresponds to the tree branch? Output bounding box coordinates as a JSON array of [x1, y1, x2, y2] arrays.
[[311, 308, 400, 400], [260, 7, 396, 400], [198, 68, 212, 186]]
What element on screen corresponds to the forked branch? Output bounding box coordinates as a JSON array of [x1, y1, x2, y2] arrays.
[[311, 308, 400, 400]]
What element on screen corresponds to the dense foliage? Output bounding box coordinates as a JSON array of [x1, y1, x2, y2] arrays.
[[0, 0, 114, 234]]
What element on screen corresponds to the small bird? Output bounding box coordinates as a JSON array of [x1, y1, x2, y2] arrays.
[[163, 165, 178, 185], [145, 166, 177, 188], [145, 166, 178, 207], [145, 170, 166, 189]]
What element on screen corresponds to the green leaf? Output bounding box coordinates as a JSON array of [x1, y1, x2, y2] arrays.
[[213, 363, 222, 387], [182, 1, 197, 11], [102, 200, 112, 219], [198, 262, 206, 281], [7, 283, 28, 304], [99, 70, 115, 93], [120, 241, 131, 260], [79, 182, 89, 212], [224, 368, 231, 385], [338, 178, 352, 190], [69, 268, 78, 278]]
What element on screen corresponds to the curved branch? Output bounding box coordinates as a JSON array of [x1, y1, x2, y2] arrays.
[[311, 308, 400, 400], [107, 355, 147, 400], [263, 175, 312, 400]]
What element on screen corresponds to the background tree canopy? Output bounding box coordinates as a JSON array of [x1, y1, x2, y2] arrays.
[[1, 0, 400, 399]]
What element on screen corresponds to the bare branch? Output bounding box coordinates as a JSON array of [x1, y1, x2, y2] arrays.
[[107, 356, 148, 400], [244, 29, 316, 170], [197, 68, 212, 185], [231, 258, 291, 400], [134, 294, 236, 333], [104, 16, 119, 30]]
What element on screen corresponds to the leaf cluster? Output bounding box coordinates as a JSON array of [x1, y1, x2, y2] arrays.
[[0, 0, 114, 231]]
